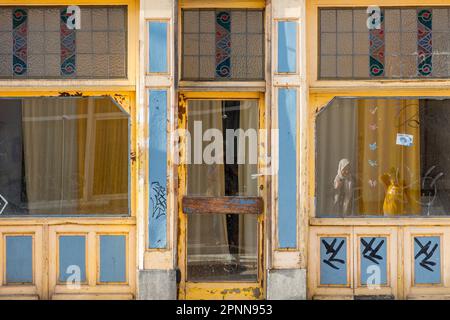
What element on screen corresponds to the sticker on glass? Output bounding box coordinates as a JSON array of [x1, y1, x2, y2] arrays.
[[396, 133, 413, 147]]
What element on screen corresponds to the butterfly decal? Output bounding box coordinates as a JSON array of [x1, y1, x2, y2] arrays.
[[369, 123, 378, 131], [370, 107, 378, 115], [368, 160, 378, 167], [368, 179, 377, 188], [369, 142, 377, 151]]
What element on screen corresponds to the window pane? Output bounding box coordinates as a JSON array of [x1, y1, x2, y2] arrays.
[[182, 9, 264, 81], [187, 213, 257, 282], [319, 7, 450, 79], [316, 97, 450, 217], [186, 100, 258, 196], [0, 96, 129, 216], [0, 6, 127, 79], [186, 100, 259, 282]]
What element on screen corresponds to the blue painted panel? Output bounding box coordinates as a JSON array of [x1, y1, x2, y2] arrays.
[[414, 236, 441, 284], [59, 236, 86, 283], [148, 90, 167, 249], [320, 237, 347, 285], [148, 22, 168, 73], [100, 235, 126, 283], [278, 88, 297, 248], [360, 237, 387, 285], [277, 21, 297, 73], [6, 236, 33, 283]]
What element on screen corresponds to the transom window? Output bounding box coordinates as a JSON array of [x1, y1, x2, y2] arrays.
[[319, 7, 450, 79], [0, 6, 127, 79], [317, 97, 450, 217], [0, 96, 129, 216], [182, 9, 264, 81]]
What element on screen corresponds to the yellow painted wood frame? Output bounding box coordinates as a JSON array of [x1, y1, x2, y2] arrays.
[[307, 90, 450, 299], [48, 225, 136, 300], [0, 0, 138, 90], [0, 90, 137, 300], [307, 0, 450, 89], [177, 91, 266, 300]]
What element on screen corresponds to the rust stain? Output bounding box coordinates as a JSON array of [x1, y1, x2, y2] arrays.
[[220, 288, 241, 295], [130, 151, 137, 162], [178, 94, 186, 122], [59, 91, 83, 97]]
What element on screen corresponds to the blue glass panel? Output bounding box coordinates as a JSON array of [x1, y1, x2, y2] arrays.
[[320, 237, 347, 285], [414, 236, 441, 284], [148, 22, 168, 73], [100, 235, 126, 283], [360, 237, 387, 285], [59, 236, 86, 283], [278, 88, 297, 248], [148, 90, 167, 249], [277, 21, 297, 73], [6, 236, 33, 283]]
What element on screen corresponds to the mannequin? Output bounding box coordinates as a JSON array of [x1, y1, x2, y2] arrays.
[[333, 158, 353, 215]]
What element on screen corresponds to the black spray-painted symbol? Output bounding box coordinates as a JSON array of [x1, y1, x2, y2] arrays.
[[322, 238, 345, 270], [361, 238, 384, 264], [414, 238, 438, 272], [150, 181, 166, 220]]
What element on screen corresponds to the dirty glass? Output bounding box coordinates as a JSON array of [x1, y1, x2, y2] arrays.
[[186, 100, 258, 281], [182, 9, 264, 80], [0, 6, 127, 79], [0, 96, 129, 216], [319, 7, 450, 79], [316, 97, 450, 217]]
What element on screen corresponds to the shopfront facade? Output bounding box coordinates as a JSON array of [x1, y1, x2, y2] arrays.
[[0, 0, 306, 300], [307, 0, 450, 300], [3, 0, 450, 301]]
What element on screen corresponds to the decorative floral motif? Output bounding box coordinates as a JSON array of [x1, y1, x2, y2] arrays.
[[215, 11, 231, 78], [12, 8, 28, 76], [418, 9, 433, 77], [369, 11, 384, 77], [60, 8, 76, 76]]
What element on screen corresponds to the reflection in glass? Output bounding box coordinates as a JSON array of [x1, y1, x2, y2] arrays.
[[0, 97, 129, 216], [316, 98, 450, 217], [186, 100, 258, 281]]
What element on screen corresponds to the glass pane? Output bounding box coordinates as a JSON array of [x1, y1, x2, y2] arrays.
[[182, 9, 264, 81], [319, 7, 450, 79], [316, 97, 450, 217], [0, 96, 129, 216], [187, 100, 258, 196], [187, 213, 257, 282], [186, 99, 259, 282], [0, 6, 127, 79]]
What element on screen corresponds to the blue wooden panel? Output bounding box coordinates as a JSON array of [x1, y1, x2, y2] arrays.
[[414, 236, 441, 284], [59, 236, 86, 283], [148, 21, 168, 73], [320, 237, 347, 285], [360, 237, 387, 286], [278, 88, 297, 248], [6, 236, 33, 283], [148, 90, 167, 249], [100, 235, 126, 283], [277, 21, 297, 73]]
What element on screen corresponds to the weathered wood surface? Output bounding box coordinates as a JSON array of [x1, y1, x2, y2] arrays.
[[182, 196, 264, 215]]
